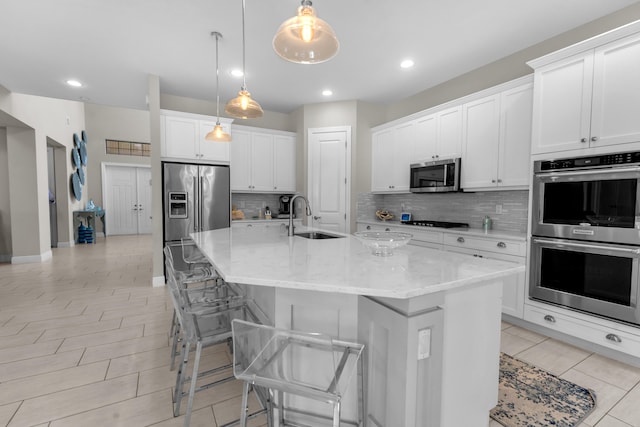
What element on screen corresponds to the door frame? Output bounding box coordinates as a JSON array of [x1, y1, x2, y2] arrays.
[[307, 126, 352, 233], [101, 162, 151, 236]]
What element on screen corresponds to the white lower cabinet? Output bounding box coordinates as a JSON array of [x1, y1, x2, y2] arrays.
[[356, 223, 444, 250], [231, 219, 301, 230], [524, 302, 640, 358], [443, 233, 526, 318]]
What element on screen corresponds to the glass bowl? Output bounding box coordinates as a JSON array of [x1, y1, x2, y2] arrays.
[[353, 231, 413, 256]]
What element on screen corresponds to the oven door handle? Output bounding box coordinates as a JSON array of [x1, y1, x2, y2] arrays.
[[535, 166, 640, 179], [533, 238, 640, 255]]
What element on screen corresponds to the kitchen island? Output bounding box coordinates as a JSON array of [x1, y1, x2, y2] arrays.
[[191, 226, 524, 427]]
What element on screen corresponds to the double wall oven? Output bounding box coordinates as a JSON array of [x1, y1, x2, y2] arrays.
[[530, 151, 640, 326]]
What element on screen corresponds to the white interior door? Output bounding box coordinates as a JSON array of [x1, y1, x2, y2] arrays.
[[104, 164, 152, 235], [136, 168, 152, 234], [308, 127, 350, 233]]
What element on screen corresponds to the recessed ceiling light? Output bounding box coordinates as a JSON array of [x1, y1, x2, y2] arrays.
[[230, 69, 244, 77], [322, 89, 333, 96], [66, 79, 83, 87], [400, 59, 414, 69]]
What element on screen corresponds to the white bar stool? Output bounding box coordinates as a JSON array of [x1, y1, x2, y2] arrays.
[[231, 319, 365, 427]]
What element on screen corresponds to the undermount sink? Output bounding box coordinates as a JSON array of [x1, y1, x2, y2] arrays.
[[294, 231, 344, 240]]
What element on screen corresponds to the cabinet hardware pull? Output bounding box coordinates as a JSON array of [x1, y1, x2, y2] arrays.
[[385, 228, 390, 231], [491, 179, 496, 183], [580, 138, 587, 143], [497, 242, 506, 248], [543, 314, 555, 323], [366, 225, 371, 230], [497, 179, 502, 183], [605, 333, 622, 343], [313, 216, 321, 220], [591, 136, 598, 142], [457, 237, 465, 243]]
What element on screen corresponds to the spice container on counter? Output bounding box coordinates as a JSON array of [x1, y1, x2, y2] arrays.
[[264, 206, 272, 220], [482, 215, 493, 231]]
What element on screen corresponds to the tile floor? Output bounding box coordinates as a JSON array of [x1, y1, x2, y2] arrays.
[[0, 235, 639, 426]]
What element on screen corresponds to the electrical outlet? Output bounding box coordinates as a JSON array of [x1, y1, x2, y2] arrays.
[[496, 204, 503, 214]]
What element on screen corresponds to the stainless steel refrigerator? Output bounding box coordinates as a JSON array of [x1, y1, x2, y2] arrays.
[[162, 162, 230, 245]]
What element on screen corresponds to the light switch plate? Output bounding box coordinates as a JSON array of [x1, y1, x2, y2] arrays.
[[418, 328, 431, 360]]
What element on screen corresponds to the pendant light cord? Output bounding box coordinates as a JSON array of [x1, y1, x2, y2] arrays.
[[215, 33, 221, 120], [241, 0, 247, 91]]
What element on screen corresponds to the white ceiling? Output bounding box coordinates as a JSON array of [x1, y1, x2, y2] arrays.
[[0, 0, 637, 113]]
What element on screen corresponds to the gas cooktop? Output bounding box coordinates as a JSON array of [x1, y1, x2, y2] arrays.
[[401, 220, 469, 228]]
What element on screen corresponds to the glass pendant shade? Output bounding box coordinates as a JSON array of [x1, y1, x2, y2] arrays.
[[225, 89, 264, 119], [225, 0, 263, 119], [273, 1, 339, 64], [205, 122, 231, 142], [207, 31, 232, 142]]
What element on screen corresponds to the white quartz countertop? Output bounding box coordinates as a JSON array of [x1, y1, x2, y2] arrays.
[[191, 226, 524, 299]]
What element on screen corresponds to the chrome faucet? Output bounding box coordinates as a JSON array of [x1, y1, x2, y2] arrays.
[[288, 194, 312, 236]]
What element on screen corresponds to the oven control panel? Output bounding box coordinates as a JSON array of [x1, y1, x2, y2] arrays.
[[537, 151, 640, 171]]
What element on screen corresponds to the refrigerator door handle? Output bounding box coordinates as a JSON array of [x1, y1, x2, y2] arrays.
[[193, 176, 199, 232], [199, 176, 204, 232]]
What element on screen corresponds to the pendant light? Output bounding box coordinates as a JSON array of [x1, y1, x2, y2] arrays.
[[273, 0, 339, 64], [205, 31, 232, 142], [225, 0, 264, 119]]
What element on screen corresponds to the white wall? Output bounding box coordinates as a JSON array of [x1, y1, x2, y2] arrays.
[[0, 90, 85, 260], [0, 127, 10, 261], [84, 103, 151, 214]]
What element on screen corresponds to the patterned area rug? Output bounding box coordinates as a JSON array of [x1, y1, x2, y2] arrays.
[[490, 353, 597, 427]]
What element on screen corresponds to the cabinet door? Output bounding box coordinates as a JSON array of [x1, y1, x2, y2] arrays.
[[531, 52, 594, 154], [230, 130, 253, 191], [371, 129, 395, 192], [461, 94, 501, 190], [436, 106, 462, 158], [498, 83, 533, 188], [250, 132, 275, 192], [198, 121, 230, 162], [392, 122, 415, 192], [591, 33, 640, 148], [163, 116, 198, 159], [414, 114, 438, 162], [273, 134, 296, 192]]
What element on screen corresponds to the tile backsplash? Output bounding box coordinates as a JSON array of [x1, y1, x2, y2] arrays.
[[232, 193, 293, 219], [357, 191, 529, 233]]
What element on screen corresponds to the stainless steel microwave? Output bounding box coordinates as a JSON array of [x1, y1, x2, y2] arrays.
[[410, 158, 461, 193]]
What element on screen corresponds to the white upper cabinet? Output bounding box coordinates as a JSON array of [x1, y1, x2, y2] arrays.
[[273, 135, 296, 193], [230, 126, 296, 193], [160, 111, 232, 162], [462, 82, 533, 190], [371, 76, 532, 193], [414, 106, 462, 162], [531, 32, 640, 155], [371, 124, 413, 193], [461, 94, 501, 189]]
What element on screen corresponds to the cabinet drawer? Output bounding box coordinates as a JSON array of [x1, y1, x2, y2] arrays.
[[443, 234, 525, 257], [524, 304, 640, 357]]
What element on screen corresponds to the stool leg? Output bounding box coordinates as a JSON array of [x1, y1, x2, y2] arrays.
[[240, 382, 250, 427], [184, 340, 203, 427], [332, 401, 341, 427], [174, 340, 190, 416], [278, 390, 285, 425], [358, 354, 366, 427]]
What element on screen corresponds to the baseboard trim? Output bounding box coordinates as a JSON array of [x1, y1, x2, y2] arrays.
[[11, 250, 53, 264], [57, 241, 73, 248], [152, 276, 166, 287], [0, 254, 10, 263]]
